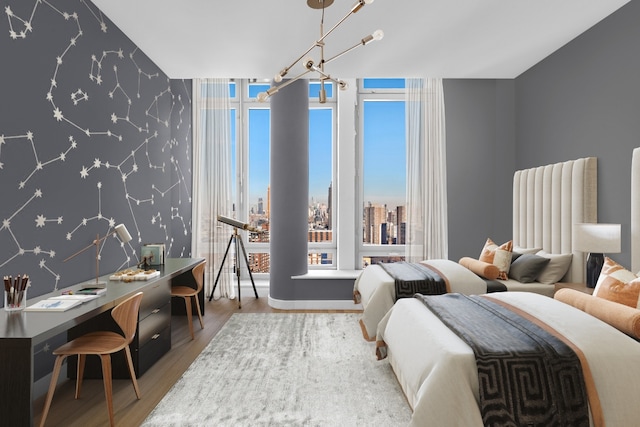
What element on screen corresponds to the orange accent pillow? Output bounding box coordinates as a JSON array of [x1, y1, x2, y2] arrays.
[[593, 257, 640, 308], [555, 288, 640, 339], [479, 238, 513, 280], [458, 257, 500, 280]]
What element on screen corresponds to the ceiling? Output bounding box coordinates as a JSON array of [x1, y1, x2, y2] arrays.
[[91, 0, 630, 80]]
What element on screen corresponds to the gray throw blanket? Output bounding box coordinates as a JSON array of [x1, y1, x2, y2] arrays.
[[378, 262, 446, 299], [415, 293, 589, 427]]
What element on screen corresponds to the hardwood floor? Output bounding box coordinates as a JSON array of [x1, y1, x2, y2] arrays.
[[34, 295, 361, 427]]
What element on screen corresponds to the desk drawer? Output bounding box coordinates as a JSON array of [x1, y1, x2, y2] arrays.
[[138, 302, 171, 344], [137, 325, 171, 376], [140, 281, 170, 319]]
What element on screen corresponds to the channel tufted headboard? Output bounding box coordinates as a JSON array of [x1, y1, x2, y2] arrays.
[[512, 157, 598, 283]]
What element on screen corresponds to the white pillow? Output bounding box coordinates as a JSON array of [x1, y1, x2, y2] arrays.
[[535, 250, 573, 284]]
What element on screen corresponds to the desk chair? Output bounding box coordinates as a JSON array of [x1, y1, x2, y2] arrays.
[[171, 260, 206, 340], [39, 292, 144, 427]]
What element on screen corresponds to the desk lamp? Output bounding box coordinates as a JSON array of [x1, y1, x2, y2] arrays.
[[64, 224, 133, 287]]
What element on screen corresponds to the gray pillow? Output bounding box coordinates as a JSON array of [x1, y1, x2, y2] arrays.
[[508, 254, 551, 283]]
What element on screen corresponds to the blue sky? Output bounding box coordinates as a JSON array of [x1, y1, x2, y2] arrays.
[[235, 82, 406, 210]]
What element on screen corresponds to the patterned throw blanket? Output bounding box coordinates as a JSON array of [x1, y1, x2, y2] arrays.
[[415, 293, 590, 427], [378, 262, 447, 299]]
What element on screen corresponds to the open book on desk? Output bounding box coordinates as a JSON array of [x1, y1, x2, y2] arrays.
[[25, 298, 83, 312]]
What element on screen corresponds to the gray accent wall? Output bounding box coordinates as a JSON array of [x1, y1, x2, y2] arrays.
[[0, 0, 192, 381], [0, 0, 192, 302], [444, 0, 640, 267], [514, 0, 640, 267]]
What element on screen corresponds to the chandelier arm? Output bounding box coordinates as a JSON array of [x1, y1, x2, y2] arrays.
[[323, 41, 366, 66], [270, 68, 315, 94]]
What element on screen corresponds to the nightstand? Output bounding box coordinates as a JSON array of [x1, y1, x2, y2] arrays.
[[554, 282, 594, 295]]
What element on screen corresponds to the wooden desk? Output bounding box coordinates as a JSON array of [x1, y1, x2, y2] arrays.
[[0, 257, 203, 427], [554, 282, 594, 295]]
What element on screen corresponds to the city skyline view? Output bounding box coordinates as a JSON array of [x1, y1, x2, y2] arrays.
[[245, 98, 406, 211]]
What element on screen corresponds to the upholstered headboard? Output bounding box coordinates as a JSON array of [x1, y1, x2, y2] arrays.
[[512, 157, 598, 283]]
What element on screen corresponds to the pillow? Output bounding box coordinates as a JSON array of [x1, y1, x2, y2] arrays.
[[555, 288, 640, 339], [535, 250, 573, 285], [593, 257, 640, 309], [508, 254, 551, 283], [458, 257, 500, 280], [513, 246, 542, 255], [479, 238, 513, 280]]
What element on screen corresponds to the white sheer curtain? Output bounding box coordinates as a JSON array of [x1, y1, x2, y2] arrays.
[[405, 78, 448, 262], [192, 78, 234, 299]]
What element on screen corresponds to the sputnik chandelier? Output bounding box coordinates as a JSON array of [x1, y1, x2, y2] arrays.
[[257, 0, 383, 103]]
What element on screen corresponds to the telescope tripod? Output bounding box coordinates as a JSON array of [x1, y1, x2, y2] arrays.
[[209, 227, 258, 308]]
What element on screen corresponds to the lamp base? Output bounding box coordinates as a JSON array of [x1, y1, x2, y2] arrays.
[[85, 280, 107, 289], [585, 252, 605, 288]]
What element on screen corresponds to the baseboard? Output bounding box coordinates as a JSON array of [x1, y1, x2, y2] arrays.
[[268, 295, 362, 311]]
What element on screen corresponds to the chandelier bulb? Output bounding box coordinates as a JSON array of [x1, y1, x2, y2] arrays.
[[338, 80, 348, 91], [256, 92, 269, 103], [364, 0, 374, 4], [303, 57, 315, 70], [274, 73, 283, 83], [373, 29, 384, 41]]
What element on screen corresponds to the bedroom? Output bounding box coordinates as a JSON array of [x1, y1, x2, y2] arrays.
[[1, 0, 640, 425]]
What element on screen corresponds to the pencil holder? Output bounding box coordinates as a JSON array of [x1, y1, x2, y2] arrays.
[[4, 288, 27, 311]]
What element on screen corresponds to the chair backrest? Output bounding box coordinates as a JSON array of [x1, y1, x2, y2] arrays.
[[192, 261, 206, 293], [111, 292, 144, 343]]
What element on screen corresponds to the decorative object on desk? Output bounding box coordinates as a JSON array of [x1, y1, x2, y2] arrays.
[[140, 244, 161, 267], [110, 268, 160, 282], [3, 274, 29, 311], [143, 243, 165, 264], [64, 223, 133, 287], [256, 0, 383, 104], [76, 286, 107, 295], [573, 223, 621, 288]]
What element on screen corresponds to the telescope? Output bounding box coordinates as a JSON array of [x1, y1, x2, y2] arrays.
[[217, 215, 260, 233], [211, 215, 259, 307]]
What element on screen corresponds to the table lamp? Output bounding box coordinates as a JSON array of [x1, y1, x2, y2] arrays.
[[64, 224, 133, 287], [573, 223, 621, 288]]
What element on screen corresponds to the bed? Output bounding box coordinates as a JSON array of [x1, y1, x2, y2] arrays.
[[374, 154, 640, 426], [377, 291, 640, 426], [355, 157, 597, 340]]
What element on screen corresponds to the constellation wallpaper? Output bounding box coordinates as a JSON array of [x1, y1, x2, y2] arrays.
[[0, 0, 192, 305]]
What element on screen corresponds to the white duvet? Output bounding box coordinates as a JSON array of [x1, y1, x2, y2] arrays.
[[354, 259, 486, 340], [377, 292, 640, 427]]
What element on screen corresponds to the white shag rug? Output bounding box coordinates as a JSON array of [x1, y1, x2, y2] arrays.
[[142, 313, 411, 426]]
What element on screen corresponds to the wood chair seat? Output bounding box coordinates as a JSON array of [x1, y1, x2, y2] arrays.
[[171, 260, 206, 340], [39, 292, 144, 427]]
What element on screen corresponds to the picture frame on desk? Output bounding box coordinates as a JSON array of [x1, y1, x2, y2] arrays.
[[142, 243, 165, 265]]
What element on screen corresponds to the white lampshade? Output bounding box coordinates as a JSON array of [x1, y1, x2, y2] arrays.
[[573, 223, 621, 253], [114, 223, 132, 243]]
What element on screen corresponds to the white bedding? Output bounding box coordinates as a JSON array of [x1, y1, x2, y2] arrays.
[[377, 292, 640, 427], [354, 259, 487, 340]]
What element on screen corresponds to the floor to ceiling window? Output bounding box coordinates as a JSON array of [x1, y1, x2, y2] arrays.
[[358, 79, 407, 268]]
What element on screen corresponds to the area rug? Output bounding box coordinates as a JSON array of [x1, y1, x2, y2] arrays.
[[142, 313, 411, 426]]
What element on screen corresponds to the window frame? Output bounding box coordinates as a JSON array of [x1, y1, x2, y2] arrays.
[[356, 80, 407, 267]]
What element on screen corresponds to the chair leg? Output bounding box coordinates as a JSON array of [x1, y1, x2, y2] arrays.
[[39, 355, 66, 427], [123, 345, 142, 399], [193, 295, 204, 330], [184, 296, 194, 340], [75, 354, 86, 399], [100, 354, 115, 427]]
